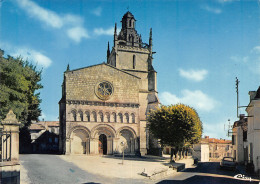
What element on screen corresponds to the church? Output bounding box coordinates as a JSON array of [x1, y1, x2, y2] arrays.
[[59, 11, 159, 156]]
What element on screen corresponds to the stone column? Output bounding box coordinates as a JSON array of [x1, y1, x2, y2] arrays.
[[1, 110, 21, 161], [113, 138, 120, 154], [65, 138, 71, 154], [90, 138, 98, 154], [107, 138, 113, 155], [0, 110, 21, 184], [130, 138, 134, 153]]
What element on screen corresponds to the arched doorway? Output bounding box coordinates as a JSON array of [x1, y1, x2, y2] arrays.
[[118, 129, 135, 154], [99, 134, 107, 155], [71, 129, 89, 154]]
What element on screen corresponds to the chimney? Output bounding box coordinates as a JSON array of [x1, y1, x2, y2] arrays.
[[205, 136, 209, 139], [239, 114, 245, 120], [249, 91, 256, 101]]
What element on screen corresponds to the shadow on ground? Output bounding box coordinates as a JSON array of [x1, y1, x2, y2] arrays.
[[102, 155, 169, 163], [157, 175, 259, 184], [183, 162, 238, 176]]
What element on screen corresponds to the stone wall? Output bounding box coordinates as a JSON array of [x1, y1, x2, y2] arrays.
[[116, 46, 149, 71], [65, 64, 140, 103]]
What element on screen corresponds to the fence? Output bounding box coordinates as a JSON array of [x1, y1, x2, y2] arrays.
[[0, 130, 12, 162]]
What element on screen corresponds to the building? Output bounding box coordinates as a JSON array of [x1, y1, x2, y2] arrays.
[[245, 86, 260, 173], [232, 114, 248, 164], [192, 138, 209, 162], [59, 11, 160, 156], [207, 136, 232, 161], [29, 121, 59, 153], [192, 136, 232, 162]]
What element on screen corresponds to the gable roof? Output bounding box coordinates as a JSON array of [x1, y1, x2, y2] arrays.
[[38, 121, 59, 127], [65, 63, 141, 79], [29, 123, 45, 130], [200, 137, 232, 144]]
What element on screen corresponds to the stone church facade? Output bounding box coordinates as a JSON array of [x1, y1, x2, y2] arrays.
[[59, 11, 159, 156]]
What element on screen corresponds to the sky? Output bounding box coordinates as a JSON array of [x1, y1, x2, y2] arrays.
[[1, 0, 260, 139]]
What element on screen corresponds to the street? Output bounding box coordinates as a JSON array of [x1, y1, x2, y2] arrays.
[[20, 155, 260, 184], [158, 162, 259, 184], [20, 154, 146, 184]]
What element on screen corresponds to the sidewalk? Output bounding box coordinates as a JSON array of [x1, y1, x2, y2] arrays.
[[59, 154, 195, 180]]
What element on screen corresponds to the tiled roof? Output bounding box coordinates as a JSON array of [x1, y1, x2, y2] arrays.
[[200, 137, 231, 144], [29, 123, 45, 130], [38, 121, 59, 127], [208, 138, 231, 144]]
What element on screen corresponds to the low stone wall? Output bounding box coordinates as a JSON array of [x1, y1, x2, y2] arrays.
[[0, 161, 20, 184]]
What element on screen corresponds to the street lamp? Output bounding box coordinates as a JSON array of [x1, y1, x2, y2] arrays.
[[120, 141, 125, 165]]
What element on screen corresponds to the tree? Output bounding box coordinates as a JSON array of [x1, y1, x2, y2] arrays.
[[148, 104, 203, 161], [0, 49, 43, 152]]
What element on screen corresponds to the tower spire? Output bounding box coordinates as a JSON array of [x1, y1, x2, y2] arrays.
[[114, 23, 117, 35], [114, 23, 118, 47], [107, 41, 110, 63], [66, 63, 70, 71], [149, 28, 152, 46]]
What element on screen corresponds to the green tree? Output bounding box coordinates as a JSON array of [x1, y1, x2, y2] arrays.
[[0, 49, 43, 152], [148, 104, 203, 161]]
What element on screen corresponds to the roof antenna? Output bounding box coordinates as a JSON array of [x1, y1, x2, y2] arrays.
[[127, 6, 129, 12]]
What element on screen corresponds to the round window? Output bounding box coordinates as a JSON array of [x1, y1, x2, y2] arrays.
[[95, 81, 113, 100]]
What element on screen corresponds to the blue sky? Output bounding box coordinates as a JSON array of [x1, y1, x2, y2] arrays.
[[1, 0, 260, 139]]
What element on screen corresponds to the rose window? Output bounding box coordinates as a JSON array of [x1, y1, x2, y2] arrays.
[[95, 81, 113, 100]]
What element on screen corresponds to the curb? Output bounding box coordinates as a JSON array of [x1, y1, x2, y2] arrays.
[[141, 158, 195, 180]]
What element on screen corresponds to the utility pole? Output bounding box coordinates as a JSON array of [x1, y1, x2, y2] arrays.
[[236, 77, 240, 118]]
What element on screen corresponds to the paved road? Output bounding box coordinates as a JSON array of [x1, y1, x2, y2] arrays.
[[20, 154, 146, 184], [157, 162, 260, 184]]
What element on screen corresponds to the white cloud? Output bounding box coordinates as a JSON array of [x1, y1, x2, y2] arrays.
[[91, 7, 102, 16], [159, 90, 218, 112], [39, 112, 58, 121], [203, 116, 237, 139], [67, 27, 89, 43], [16, 0, 63, 28], [0, 41, 52, 68], [203, 122, 228, 139], [16, 0, 88, 43], [39, 112, 46, 121], [12, 48, 52, 68], [179, 69, 208, 82], [94, 27, 114, 36], [201, 5, 222, 14], [251, 46, 260, 54], [230, 56, 249, 63], [216, 0, 235, 3]]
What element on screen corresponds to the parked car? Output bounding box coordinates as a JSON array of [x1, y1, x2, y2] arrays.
[[220, 157, 237, 170]]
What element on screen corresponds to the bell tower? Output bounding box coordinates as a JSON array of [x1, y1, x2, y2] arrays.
[[106, 11, 159, 155], [107, 11, 155, 83]]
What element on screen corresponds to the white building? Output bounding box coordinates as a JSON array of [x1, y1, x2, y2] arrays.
[[246, 87, 260, 173], [232, 115, 248, 164], [193, 142, 209, 162]]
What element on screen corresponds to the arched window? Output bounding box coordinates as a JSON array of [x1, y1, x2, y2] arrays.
[[129, 20, 132, 27], [92, 111, 97, 122], [71, 110, 77, 121], [99, 112, 104, 122], [112, 112, 117, 122], [133, 55, 136, 69], [131, 113, 135, 123], [79, 111, 83, 121], [118, 113, 123, 123], [125, 113, 129, 123], [85, 111, 90, 122], [105, 112, 110, 123]]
